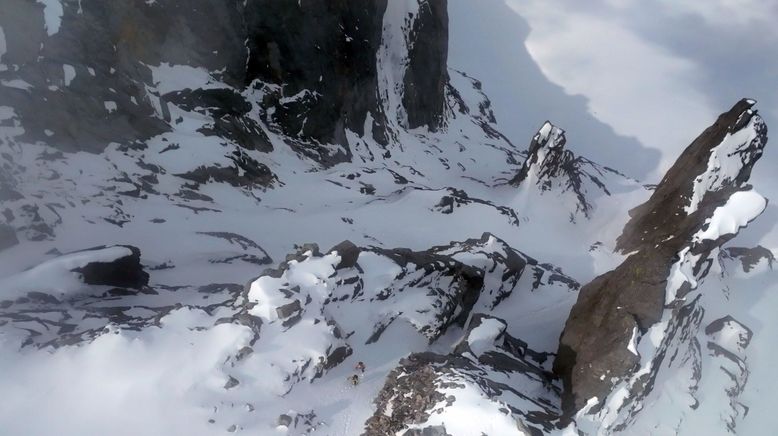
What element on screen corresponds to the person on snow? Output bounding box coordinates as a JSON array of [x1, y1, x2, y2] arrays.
[[355, 361, 366, 373], [349, 374, 360, 386]]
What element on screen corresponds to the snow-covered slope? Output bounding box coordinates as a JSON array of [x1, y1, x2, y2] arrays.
[[0, 1, 773, 435]]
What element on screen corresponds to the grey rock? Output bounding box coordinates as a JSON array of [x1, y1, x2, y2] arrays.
[[554, 99, 769, 418], [0, 223, 18, 252], [71, 245, 149, 289], [328, 240, 361, 270]]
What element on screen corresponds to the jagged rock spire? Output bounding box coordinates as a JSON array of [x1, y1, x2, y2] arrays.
[[511, 121, 622, 218], [512, 121, 569, 186]]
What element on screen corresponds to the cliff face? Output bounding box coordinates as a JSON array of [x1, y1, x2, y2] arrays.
[[402, 0, 449, 130], [245, 0, 450, 159], [0, 0, 450, 162], [0, 0, 251, 153], [554, 99, 768, 419], [244, 0, 390, 150]]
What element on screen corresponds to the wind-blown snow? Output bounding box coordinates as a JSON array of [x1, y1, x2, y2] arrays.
[[0, 246, 133, 299]]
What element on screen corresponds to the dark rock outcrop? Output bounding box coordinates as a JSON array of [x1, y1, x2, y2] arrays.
[[1, 0, 450, 164], [364, 354, 448, 436], [72, 245, 149, 289], [175, 151, 277, 189], [245, 0, 389, 151], [554, 99, 768, 417], [403, 0, 449, 130], [723, 245, 775, 273], [0, 223, 18, 252], [0, 0, 248, 153], [365, 314, 559, 435], [162, 88, 273, 152], [328, 240, 361, 270], [616, 99, 766, 253]]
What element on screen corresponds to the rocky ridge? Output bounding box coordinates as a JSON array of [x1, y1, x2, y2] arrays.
[[554, 99, 769, 429]]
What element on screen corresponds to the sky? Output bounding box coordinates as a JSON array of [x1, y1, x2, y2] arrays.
[[448, 0, 778, 246]]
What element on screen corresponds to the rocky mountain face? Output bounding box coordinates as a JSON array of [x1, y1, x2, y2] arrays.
[[0, 0, 447, 162], [365, 314, 560, 436], [0, 2, 774, 436], [554, 99, 769, 429], [244, 0, 449, 157]]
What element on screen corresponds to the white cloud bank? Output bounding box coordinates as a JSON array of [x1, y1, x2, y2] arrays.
[[506, 0, 718, 175]]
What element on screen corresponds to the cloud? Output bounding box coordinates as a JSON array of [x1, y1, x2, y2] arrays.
[[447, 0, 661, 179], [655, 0, 778, 27], [505, 0, 778, 243], [505, 0, 719, 174]]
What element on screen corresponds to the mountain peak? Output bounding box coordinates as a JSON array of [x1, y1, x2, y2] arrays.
[[617, 98, 767, 253], [554, 99, 769, 426], [511, 121, 568, 185], [510, 121, 627, 219]]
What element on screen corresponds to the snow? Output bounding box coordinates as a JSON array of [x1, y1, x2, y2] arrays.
[[0, 246, 133, 299], [376, 0, 419, 129], [465, 318, 505, 357], [149, 63, 224, 95], [0, 308, 253, 436], [534, 121, 564, 149], [1, 79, 33, 91], [407, 383, 531, 435], [37, 0, 63, 36], [0, 2, 773, 434], [694, 190, 767, 242], [0, 26, 6, 62], [627, 326, 639, 355], [685, 112, 766, 214], [63, 64, 76, 86]]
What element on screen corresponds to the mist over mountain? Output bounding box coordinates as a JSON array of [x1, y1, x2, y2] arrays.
[[0, 1, 775, 435]]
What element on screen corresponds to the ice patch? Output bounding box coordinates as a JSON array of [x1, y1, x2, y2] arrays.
[[63, 64, 76, 86], [694, 190, 766, 243], [627, 326, 639, 355], [37, 0, 64, 36]]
